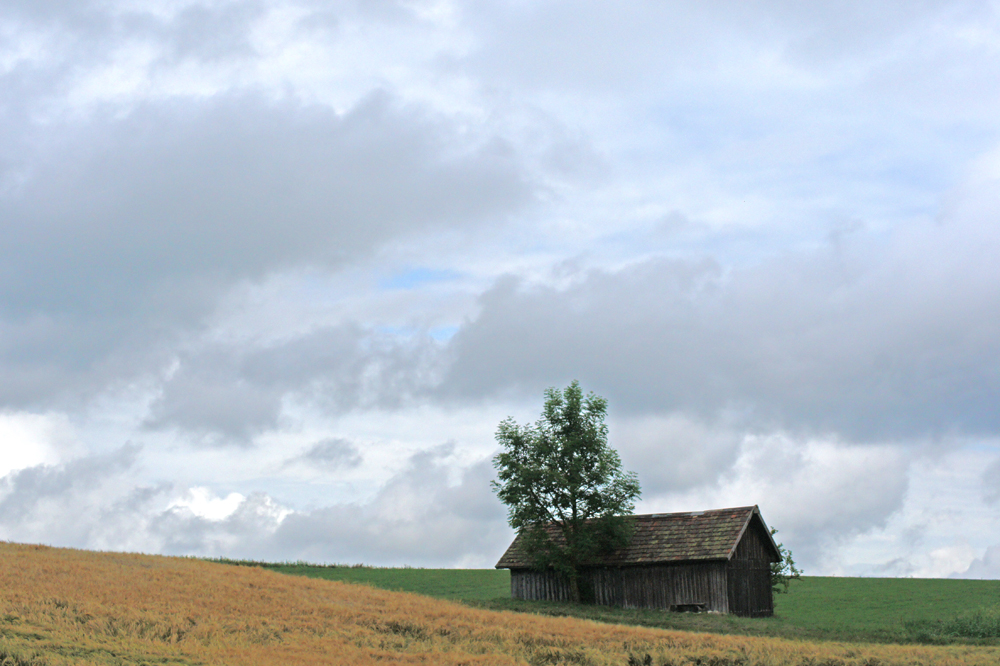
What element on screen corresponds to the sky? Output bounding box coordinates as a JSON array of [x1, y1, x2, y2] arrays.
[[1, 0, 1000, 577]]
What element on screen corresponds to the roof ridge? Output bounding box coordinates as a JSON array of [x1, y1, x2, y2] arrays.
[[496, 505, 775, 569], [633, 505, 757, 519]]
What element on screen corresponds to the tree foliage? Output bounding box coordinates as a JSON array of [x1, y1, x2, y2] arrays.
[[492, 381, 641, 603], [769, 527, 802, 593]]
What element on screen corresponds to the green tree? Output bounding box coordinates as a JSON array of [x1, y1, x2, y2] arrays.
[[492, 380, 641, 603], [769, 527, 803, 593]]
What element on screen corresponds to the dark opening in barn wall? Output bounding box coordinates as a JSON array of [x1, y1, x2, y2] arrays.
[[496, 505, 781, 617]]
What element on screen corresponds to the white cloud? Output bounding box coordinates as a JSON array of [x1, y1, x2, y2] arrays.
[[0, 441, 506, 566], [0, 411, 73, 477], [820, 445, 1000, 578], [167, 487, 248, 522], [958, 545, 1000, 579], [920, 543, 979, 579], [638, 431, 911, 574]]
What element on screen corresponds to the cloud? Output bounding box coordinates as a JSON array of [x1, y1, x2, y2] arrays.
[[0, 440, 508, 567], [440, 183, 1000, 440], [0, 444, 142, 545], [155, 1, 265, 64], [956, 545, 1000, 579], [466, 2, 999, 107], [982, 455, 1000, 505], [144, 323, 441, 440], [270, 445, 509, 566], [642, 432, 911, 573], [151, 491, 291, 557], [0, 444, 294, 556], [612, 414, 742, 496], [732, 437, 910, 558], [144, 447, 507, 566], [167, 487, 248, 521], [7, 92, 529, 312], [144, 160, 1000, 445], [0, 90, 533, 410], [285, 437, 363, 470], [0, 411, 72, 477]]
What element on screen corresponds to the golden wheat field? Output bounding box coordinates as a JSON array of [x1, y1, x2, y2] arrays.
[[0, 542, 997, 666]]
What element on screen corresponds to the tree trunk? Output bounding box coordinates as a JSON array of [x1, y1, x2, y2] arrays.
[[569, 568, 581, 604]]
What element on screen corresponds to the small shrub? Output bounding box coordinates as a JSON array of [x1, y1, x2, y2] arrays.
[[943, 607, 1000, 639]]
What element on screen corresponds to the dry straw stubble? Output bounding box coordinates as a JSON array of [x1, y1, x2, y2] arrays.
[[1, 542, 998, 665]]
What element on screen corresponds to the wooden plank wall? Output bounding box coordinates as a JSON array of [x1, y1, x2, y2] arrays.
[[590, 562, 728, 612], [733, 517, 776, 561], [726, 559, 772, 617], [510, 569, 573, 602], [726, 517, 775, 617], [510, 563, 729, 613]]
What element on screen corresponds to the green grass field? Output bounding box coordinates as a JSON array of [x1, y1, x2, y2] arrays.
[[468, 577, 1000, 645], [216, 560, 1000, 646], [255, 563, 510, 600]]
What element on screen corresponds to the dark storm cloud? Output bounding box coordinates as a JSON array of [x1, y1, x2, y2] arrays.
[[0, 92, 532, 409], [441, 201, 1000, 441]]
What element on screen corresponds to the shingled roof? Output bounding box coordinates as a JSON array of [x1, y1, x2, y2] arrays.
[[495, 505, 780, 569]]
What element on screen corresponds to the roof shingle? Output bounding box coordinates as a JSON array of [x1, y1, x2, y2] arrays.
[[495, 505, 776, 569]]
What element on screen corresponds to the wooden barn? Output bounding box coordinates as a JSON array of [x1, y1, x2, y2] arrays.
[[495, 505, 781, 617]]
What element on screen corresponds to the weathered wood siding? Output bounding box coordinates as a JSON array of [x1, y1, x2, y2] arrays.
[[510, 569, 572, 602], [589, 562, 728, 613], [725, 516, 774, 617], [510, 562, 729, 613]]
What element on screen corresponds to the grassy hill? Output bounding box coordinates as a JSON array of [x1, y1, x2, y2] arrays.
[[4, 543, 1000, 666], [235, 561, 511, 600], [224, 560, 1000, 645]]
